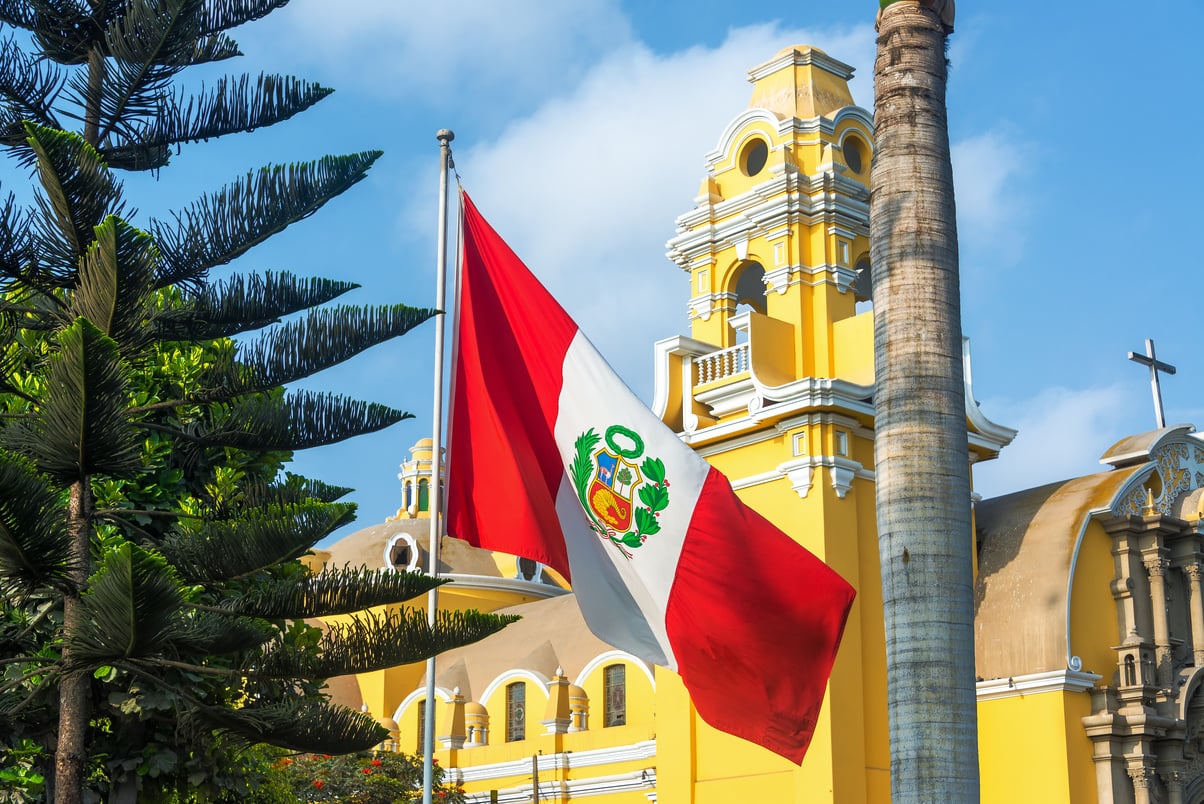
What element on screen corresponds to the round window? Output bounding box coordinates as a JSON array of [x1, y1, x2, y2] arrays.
[[740, 138, 769, 177], [842, 137, 865, 174]]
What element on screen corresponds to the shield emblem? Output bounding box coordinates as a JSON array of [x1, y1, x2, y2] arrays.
[[587, 449, 642, 531]]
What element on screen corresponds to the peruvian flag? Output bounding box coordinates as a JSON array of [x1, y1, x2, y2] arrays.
[[446, 191, 855, 764]]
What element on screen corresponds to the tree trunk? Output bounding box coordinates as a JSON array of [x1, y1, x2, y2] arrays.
[[870, 2, 979, 801], [54, 480, 92, 804]]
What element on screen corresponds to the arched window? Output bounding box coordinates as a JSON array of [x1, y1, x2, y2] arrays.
[[418, 478, 430, 512], [603, 664, 626, 727], [505, 682, 526, 742], [1124, 655, 1137, 687], [403, 481, 413, 510], [853, 257, 873, 314], [416, 699, 426, 754], [732, 261, 766, 315]]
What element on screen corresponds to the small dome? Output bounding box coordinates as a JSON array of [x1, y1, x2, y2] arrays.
[[568, 685, 587, 700], [465, 702, 488, 716], [376, 715, 398, 733]]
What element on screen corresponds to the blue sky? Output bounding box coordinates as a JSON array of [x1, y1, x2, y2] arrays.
[[7, 1, 1203, 544]]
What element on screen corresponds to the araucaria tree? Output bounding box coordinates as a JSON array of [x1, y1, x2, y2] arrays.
[[0, 3, 514, 804], [870, 0, 977, 801]]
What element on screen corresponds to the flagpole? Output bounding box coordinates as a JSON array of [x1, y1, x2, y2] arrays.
[[422, 128, 454, 804]]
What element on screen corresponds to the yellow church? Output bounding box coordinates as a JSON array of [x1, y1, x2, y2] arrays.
[[315, 44, 1204, 804]]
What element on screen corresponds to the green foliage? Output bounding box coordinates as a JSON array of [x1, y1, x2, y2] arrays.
[[0, 2, 514, 801], [273, 751, 466, 804]]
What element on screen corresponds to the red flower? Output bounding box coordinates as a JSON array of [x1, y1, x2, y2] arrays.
[[361, 767, 372, 775], [312, 780, 324, 789], [322, 754, 332, 760], [371, 758, 382, 767], [432, 758, 439, 764]]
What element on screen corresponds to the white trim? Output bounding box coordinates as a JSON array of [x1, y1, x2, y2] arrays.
[[574, 650, 657, 690], [976, 669, 1102, 702], [383, 532, 420, 572], [434, 573, 568, 599], [1065, 507, 1112, 672], [393, 686, 453, 722], [703, 108, 782, 168], [479, 670, 552, 711], [745, 46, 856, 83], [962, 337, 1017, 450], [452, 740, 657, 785]]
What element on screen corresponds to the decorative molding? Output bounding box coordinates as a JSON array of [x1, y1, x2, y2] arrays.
[[975, 669, 1102, 702], [428, 573, 568, 600], [726, 456, 869, 500], [573, 650, 657, 690], [831, 465, 855, 498], [745, 45, 856, 83], [478, 670, 552, 714], [1065, 508, 1112, 673], [786, 466, 814, 498], [452, 740, 657, 784]]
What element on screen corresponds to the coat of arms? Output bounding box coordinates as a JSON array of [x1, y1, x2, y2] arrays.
[[570, 425, 670, 558]]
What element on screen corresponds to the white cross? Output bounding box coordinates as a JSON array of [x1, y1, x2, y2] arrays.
[[1128, 338, 1177, 429]]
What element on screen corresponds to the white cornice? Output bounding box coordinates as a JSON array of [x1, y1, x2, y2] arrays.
[[682, 380, 874, 450], [434, 573, 569, 599], [745, 47, 856, 83], [962, 337, 1018, 451], [452, 740, 657, 784], [976, 670, 1101, 702]]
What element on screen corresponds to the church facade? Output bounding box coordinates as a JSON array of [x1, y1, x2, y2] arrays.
[[318, 44, 1204, 804]]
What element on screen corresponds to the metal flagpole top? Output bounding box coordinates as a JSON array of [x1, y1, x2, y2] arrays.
[[437, 129, 454, 143]]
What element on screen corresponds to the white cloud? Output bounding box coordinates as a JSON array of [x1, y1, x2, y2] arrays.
[[951, 128, 1029, 260], [434, 22, 876, 399], [269, 0, 635, 102], [972, 384, 1139, 500]]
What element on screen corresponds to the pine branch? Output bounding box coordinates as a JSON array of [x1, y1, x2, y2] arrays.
[[3, 317, 142, 482], [67, 542, 185, 667], [199, 0, 291, 35], [0, 1, 36, 30], [0, 451, 73, 596], [0, 36, 65, 145], [23, 123, 127, 281], [233, 304, 436, 389], [103, 74, 333, 170], [150, 152, 382, 288], [67, 215, 159, 350], [160, 501, 356, 583], [226, 565, 446, 619], [201, 390, 410, 452], [29, 1, 96, 65], [196, 697, 388, 755], [255, 608, 520, 679], [151, 271, 358, 340]]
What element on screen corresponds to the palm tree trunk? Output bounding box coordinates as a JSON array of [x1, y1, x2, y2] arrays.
[[54, 480, 92, 804], [870, 2, 978, 801]]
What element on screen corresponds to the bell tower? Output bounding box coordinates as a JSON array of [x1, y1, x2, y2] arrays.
[[651, 44, 1015, 802], [655, 45, 880, 501]]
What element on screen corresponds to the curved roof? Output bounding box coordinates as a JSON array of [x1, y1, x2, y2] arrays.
[[974, 466, 1142, 680], [421, 593, 634, 701]]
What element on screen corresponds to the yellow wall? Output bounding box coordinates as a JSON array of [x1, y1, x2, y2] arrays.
[[978, 691, 1096, 803]]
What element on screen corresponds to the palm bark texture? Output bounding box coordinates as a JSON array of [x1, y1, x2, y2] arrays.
[[871, 1, 979, 800]]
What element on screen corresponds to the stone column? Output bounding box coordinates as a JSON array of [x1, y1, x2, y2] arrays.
[[1163, 768, 1185, 804], [1186, 563, 1204, 667], [1146, 557, 1173, 687], [1128, 766, 1155, 804]]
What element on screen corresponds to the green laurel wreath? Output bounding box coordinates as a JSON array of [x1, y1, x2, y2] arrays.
[[571, 426, 670, 558]]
